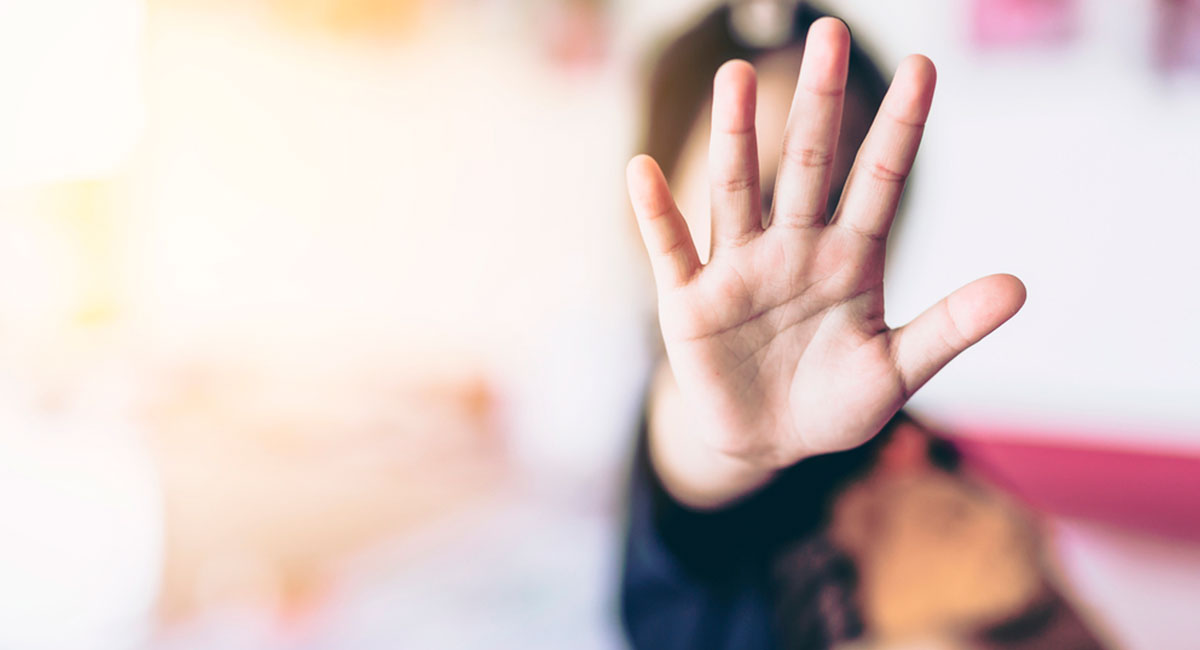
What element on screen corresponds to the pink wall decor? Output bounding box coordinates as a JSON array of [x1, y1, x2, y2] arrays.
[[970, 0, 1078, 48], [1156, 0, 1200, 74]]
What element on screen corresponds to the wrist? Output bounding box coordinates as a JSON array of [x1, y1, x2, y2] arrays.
[[646, 363, 779, 510]]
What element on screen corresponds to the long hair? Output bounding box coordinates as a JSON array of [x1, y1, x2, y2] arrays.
[[637, 2, 889, 184]]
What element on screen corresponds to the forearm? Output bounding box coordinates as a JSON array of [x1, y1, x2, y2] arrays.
[[621, 397, 781, 650], [647, 362, 778, 510]]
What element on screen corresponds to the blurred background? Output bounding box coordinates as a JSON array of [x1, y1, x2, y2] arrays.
[[0, 0, 1198, 648]]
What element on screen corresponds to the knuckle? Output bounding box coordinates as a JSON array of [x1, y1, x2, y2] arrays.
[[867, 160, 908, 184], [939, 301, 972, 350], [775, 210, 826, 228], [659, 235, 690, 257], [645, 206, 677, 223], [713, 175, 759, 193], [782, 143, 835, 170], [839, 223, 887, 243], [801, 82, 846, 99]]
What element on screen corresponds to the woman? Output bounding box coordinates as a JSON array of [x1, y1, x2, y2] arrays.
[[616, 3, 1073, 649]]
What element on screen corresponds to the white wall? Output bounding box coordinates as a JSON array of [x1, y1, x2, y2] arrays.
[[128, 0, 1198, 457], [821, 1, 1200, 449], [0, 0, 143, 188]]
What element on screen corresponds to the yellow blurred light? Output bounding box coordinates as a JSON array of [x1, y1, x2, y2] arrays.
[[267, 0, 423, 38]]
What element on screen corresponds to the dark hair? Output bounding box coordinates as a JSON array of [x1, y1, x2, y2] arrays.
[[638, 2, 889, 185]]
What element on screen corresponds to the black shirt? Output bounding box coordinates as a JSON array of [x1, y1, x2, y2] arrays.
[[619, 411, 890, 650]]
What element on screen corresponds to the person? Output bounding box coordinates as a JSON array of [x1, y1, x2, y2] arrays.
[[619, 4, 1031, 648]]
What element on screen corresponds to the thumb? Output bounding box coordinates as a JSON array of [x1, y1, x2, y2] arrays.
[[890, 273, 1026, 397]]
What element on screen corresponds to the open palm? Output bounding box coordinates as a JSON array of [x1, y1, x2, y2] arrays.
[[628, 19, 1025, 471]]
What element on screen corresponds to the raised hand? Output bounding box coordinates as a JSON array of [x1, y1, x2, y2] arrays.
[[628, 18, 1025, 505]]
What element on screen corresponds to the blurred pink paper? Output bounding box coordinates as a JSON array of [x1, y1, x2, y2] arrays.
[[1157, 0, 1200, 73], [540, 0, 612, 73], [971, 0, 1078, 47]]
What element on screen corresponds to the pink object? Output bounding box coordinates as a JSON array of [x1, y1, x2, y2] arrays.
[[541, 0, 611, 72], [1157, 0, 1200, 73], [948, 425, 1200, 543], [971, 0, 1078, 48]]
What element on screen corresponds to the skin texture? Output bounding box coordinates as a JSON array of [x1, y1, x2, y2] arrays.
[[628, 18, 1027, 509]]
